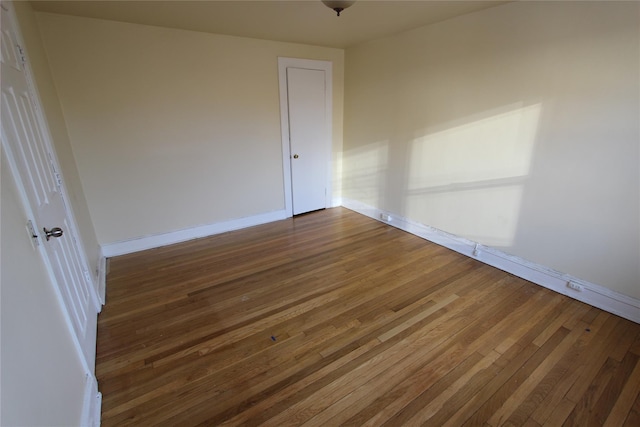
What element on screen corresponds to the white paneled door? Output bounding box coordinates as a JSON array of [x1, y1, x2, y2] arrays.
[[279, 58, 332, 217], [1, 6, 100, 371]]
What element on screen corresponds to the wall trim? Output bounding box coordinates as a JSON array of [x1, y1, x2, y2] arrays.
[[97, 254, 107, 306], [342, 198, 640, 324], [80, 373, 101, 427], [101, 210, 287, 257]]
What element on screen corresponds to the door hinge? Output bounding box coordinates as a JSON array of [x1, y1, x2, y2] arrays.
[[17, 44, 26, 64], [54, 171, 63, 189], [83, 270, 92, 284]]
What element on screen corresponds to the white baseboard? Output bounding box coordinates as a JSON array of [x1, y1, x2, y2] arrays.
[[81, 373, 101, 427], [101, 210, 287, 258], [342, 198, 640, 324]]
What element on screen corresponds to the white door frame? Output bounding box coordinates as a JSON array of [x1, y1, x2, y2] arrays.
[[1, 6, 102, 423], [278, 57, 333, 217]]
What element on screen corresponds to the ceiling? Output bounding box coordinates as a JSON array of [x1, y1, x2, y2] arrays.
[[30, 0, 508, 49]]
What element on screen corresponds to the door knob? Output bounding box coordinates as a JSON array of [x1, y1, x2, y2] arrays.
[[43, 227, 64, 241], [293, 154, 299, 159]]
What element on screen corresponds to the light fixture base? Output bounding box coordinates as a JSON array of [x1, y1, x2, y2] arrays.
[[322, 0, 355, 17]]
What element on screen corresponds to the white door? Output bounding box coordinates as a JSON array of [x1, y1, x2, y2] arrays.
[[278, 58, 332, 217], [287, 67, 328, 215], [1, 7, 100, 370]]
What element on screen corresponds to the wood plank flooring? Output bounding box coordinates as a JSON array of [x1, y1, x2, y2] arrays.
[[97, 207, 640, 426]]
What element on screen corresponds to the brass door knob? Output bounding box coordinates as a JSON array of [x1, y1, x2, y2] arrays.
[[293, 154, 299, 159]]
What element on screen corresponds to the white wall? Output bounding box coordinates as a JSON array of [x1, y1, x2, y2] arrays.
[[1, 150, 86, 426], [13, 2, 101, 278], [344, 1, 639, 298], [36, 12, 344, 246]]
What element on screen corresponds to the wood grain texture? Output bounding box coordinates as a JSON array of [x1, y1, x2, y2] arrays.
[[97, 207, 640, 426]]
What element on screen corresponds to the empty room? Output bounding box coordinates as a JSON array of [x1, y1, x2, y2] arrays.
[[1, 0, 639, 425]]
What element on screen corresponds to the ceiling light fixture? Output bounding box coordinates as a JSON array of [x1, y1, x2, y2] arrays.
[[322, 0, 355, 17]]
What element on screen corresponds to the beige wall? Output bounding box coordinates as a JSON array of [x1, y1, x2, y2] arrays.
[[344, 1, 639, 298], [13, 2, 101, 277], [1, 151, 86, 426], [29, 2, 639, 298], [36, 12, 344, 245]]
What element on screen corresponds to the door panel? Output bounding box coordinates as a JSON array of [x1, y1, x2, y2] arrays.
[[1, 8, 98, 369], [287, 67, 328, 215]]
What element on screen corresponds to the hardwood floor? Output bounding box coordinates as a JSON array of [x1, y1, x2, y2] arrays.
[[97, 207, 640, 426]]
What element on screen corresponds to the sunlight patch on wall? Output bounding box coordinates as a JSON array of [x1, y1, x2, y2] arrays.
[[407, 185, 526, 247], [406, 103, 541, 246], [343, 140, 389, 207], [408, 103, 541, 188]]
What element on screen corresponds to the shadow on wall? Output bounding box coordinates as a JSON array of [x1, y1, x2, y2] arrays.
[[344, 101, 542, 248]]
